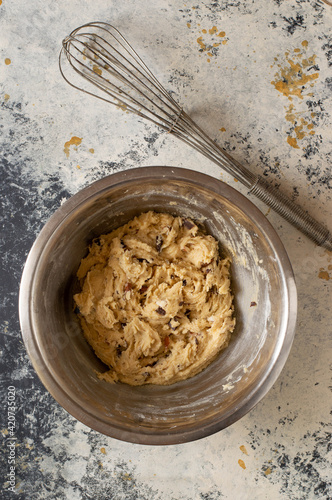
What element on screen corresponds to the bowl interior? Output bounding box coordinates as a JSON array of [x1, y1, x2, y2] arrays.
[[21, 167, 295, 444]]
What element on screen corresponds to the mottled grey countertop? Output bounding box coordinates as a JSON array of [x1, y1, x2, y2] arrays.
[[1, 0, 331, 499]]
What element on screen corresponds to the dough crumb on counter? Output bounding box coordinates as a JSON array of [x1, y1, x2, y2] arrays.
[[74, 211, 235, 386]]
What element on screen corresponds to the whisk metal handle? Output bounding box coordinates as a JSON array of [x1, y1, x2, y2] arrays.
[[248, 176, 332, 250], [176, 113, 332, 250]]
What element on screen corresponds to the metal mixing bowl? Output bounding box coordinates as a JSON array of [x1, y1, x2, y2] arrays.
[[19, 166, 297, 445]]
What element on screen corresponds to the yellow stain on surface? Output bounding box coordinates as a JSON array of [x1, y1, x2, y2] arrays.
[[0, 1, 2, 7], [271, 57, 319, 99], [5, 58, 11, 65], [93, 64, 102, 76], [264, 467, 272, 475], [271, 42, 319, 99], [238, 459, 246, 469], [197, 36, 207, 51], [192, 24, 227, 61], [271, 42, 319, 149], [284, 103, 316, 147], [89, 148, 95, 154], [318, 269, 330, 280], [285, 103, 297, 123], [100, 447, 106, 454], [239, 445, 248, 455], [64, 136, 82, 158], [219, 127, 226, 132], [294, 124, 306, 140], [4, 93, 10, 102], [287, 136, 300, 149]]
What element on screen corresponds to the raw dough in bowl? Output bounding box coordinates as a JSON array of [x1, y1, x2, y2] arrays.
[[74, 211, 235, 385]]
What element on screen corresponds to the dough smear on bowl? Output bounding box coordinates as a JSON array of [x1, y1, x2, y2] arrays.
[[74, 211, 235, 386]]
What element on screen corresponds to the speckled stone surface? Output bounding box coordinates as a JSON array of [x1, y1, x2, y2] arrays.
[[1, 0, 331, 499]]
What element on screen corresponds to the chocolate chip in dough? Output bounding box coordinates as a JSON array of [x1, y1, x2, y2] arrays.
[[183, 218, 195, 230], [156, 235, 163, 252]]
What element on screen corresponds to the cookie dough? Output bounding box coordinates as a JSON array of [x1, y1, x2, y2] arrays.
[[74, 211, 235, 386]]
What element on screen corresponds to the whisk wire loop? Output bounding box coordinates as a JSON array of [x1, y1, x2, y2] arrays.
[[60, 22, 183, 134]]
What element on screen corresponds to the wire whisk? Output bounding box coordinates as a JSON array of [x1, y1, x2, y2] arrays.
[[59, 21, 332, 250]]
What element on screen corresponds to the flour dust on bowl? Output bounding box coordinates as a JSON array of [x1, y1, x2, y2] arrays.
[[19, 167, 297, 445]]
